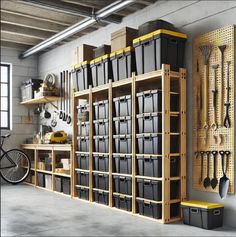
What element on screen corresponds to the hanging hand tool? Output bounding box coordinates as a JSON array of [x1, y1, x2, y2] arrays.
[[211, 64, 219, 130], [218, 45, 226, 126], [224, 61, 231, 128], [67, 72, 72, 124], [63, 71, 68, 122], [203, 151, 211, 188], [59, 72, 63, 120], [211, 151, 218, 189], [199, 151, 205, 184]]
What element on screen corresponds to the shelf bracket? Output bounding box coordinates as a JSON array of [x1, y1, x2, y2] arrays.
[[44, 98, 58, 110]]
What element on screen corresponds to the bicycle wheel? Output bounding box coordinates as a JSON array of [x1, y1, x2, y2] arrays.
[[0, 149, 31, 184]]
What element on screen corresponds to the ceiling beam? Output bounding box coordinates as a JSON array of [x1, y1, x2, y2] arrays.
[[0, 40, 30, 50]]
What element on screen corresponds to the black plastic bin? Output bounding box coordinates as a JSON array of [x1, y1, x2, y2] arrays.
[[62, 178, 71, 195], [93, 173, 109, 190], [113, 116, 132, 135], [94, 136, 109, 153], [93, 190, 109, 205], [77, 153, 89, 170], [93, 44, 111, 58], [136, 133, 162, 154], [90, 55, 113, 87], [76, 170, 89, 187], [78, 121, 90, 136], [93, 154, 109, 172], [113, 155, 132, 174], [137, 113, 161, 133], [113, 95, 132, 117], [110, 47, 136, 81], [113, 135, 132, 153], [113, 194, 132, 212], [77, 136, 89, 152], [133, 29, 187, 73], [113, 175, 132, 195], [136, 178, 162, 201], [37, 173, 45, 187], [170, 180, 180, 199], [170, 156, 180, 177], [93, 119, 109, 135], [136, 155, 162, 177], [55, 176, 62, 192], [136, 199, 162, 219], [93, 100, 109, 120], [77, 186, 89, 200]]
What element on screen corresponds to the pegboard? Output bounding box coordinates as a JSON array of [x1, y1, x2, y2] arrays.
[[193, 25, 235, 194]]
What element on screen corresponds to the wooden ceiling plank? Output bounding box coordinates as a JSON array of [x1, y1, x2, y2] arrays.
[[0, 40, 31, 50]]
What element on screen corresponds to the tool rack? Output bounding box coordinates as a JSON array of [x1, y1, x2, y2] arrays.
[[72, 64, 187, 223]]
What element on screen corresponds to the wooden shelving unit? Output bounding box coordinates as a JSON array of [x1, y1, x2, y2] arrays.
[[20, 96, 60, 105], [73, 64, 186, 224]]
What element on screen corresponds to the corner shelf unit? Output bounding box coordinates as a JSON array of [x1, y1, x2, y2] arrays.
[[73, 64, 186, 223]]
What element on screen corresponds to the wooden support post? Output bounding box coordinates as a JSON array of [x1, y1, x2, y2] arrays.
[[52, 149, 55, 191], [89, 86, 93, 202], [35, 149, 38, 186]]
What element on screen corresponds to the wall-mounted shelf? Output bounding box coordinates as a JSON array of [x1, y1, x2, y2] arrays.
[[20, 96, 60, 105]]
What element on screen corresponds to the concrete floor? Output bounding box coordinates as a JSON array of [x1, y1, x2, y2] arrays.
[[1, 184, 236, 236]]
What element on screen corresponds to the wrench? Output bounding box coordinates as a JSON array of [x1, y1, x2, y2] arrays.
[[224, 61, 231, 128]]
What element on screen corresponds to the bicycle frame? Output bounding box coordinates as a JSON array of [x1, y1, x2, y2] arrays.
[[0, 143, 17, 170]]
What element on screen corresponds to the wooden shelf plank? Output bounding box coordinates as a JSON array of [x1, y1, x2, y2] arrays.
[[54, 173, 71, 178], [74, 89, 90, 98], [20, 96, 59, 105], [112, 173, 132, 177], [36, 169, 52, 174], [135, 176, 162, 181], [136, 197, 162, 204], [112, 77, 132, 88]]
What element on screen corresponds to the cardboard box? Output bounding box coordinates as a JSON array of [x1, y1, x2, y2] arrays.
[[61, 159, 70, 169], [37, 162, 45, 170], [111, 27, 138, 52], [73, 44, 96, 65]]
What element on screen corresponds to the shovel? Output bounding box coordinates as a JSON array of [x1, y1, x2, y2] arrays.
[[59, 72, 63, 120], [67, 72, 72, 124], [219, 150, 230, 199]]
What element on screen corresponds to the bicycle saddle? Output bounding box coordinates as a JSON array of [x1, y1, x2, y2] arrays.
[[1, 133, 11, 138]]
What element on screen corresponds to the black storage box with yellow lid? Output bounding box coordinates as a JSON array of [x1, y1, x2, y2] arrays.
[[72, 61, 91, 91], [113, 193, 132, 212], [133, 29, 187, 74], [93, 154, 109, 172], [110, 46, 136, 81], [181, 200, 224, 229], [93, 190, 109, 205], [77, 186, 89, 200], [113, 154, 132, 174], [113, 116, 132, 135], [90, 54, 113, 87]]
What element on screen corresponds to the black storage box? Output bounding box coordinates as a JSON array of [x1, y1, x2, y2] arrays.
[[77, 153, 89, 170], [93, 190, 109, 205], [93, 154, 109, 172], [136, 155, 162, 177], [93, 173, 109, 190], [113, 116, 132, 135], [90, 55, 113, 87], [21, 79, 43, 101], [113, 95, 132, 117], [37, 173, 45, 187], [136, 133, 162, 154], [76, 170, 89, 187], [93, 100, 109, 120], [113, 134, 132, 153], [181, 200, 224, 230], [110, 47, 136, 81], [93, 119, 109, 135], [77, 136, 89, 152], [170, 180, 180, 199], [77, 186, 89, 200], [136, 178, 162, 201], [170, 156, 180, 177], [93, 44, 111, 58], [62, 178, 71, 195], [55, 176, 62, 192], [113, 194, 132, 212], [137, 113, 161, 133], [113, 175, 132, 195], [133, 29, 187, 73], [136, 199, 162, 219], [113, 154, 132, 174], [94, 136, 109, 153], [78, 121, 90, 136]]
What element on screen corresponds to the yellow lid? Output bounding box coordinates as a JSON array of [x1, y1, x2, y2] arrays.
[[90, 54, 109, 64], [133, 29, 187, 44], [72, 60, 90, 69], [110, 46, 133, 57], [181, 200, 224, 209]]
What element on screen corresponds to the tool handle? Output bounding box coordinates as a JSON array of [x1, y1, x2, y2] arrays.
[[225, 151, 230, 174], [219, 150, 225, 175], [206, 151, 210, 177], [203, 65, 208, 127], [212, 151, 217, 178], [200, 151, 204, 182]]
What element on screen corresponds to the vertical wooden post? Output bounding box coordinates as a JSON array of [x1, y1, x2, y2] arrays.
[[52, 149, 55, 191], [89, 86, 93, 202], [162, 64, 171, 223], [35, 149, 38, 186]]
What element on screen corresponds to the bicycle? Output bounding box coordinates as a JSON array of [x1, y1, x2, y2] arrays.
[[0, 133, 31, 184]]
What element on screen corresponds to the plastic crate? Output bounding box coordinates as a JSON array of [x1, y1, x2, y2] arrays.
[[93, 136, 109, 153], [77, 153, 89, 170], [170, 156, 180, 177], [113, 175, 132, 195], [55, 176, 62, 192], [113, 155, 132, 174], [76, 170, 89, 187], [113, 95, 132, 117], [93, 100, 109, 120], [62, 178, 71, 195], [37, 173, 45, 187], [170, 180, 180, 200], [93, 190, 109, 205], [93, 173, 109, 190], [93, 119, 109, 135], [113, 116, 132, 135], [113, 194, 132, 212], [78, 121, 90, 136], [137, 113, 161, 133], [93, 154, 109, 172], [77, 136, 89, 152], [77, 186, 89, 200], [113, 135, 132, 153]]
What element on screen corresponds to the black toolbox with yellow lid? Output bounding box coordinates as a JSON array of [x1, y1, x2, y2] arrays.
[[181, 200, 224, 229], [133, 29, 187, 74]]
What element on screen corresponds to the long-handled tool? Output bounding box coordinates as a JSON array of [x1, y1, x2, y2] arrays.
[[211, 150, 218, 189], [63, 70, 68, 122], [211, 64, 219, 130], [203, 151, 211, 188], [224, 61, 231, 128], [218, 45, 226, 126], [67, 72, 72, 124], [199, 151, 205, 184], [59, 72, 63, 120]]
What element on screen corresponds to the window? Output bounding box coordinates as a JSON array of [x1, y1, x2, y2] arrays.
[[1, 63, 11, 130]]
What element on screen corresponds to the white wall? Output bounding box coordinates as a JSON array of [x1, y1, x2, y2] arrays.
[[37, 0, 236, 227]]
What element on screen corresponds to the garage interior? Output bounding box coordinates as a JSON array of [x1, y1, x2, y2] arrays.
[[1, 0, 236, 236]]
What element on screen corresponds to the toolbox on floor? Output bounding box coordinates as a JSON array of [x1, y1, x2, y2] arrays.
[[113, 154, 132, 174], [136, 199, 162, 219], [77, 153, 89, 170], [62, 178, 71, 195], [77, 186, 89, 200], [113, 194, 132, 212], [137, 179, 162, 201], [76, 170, 89, 187], [136, 133, 162, 154], [93, 173, 109, 190], [113, 95, 132, 117], [93, 44, 111, 58], [21, 79, 43, 101], [55, 176, 62, 192], [133, 29, 187, 74], [113, 134, 132, 153], [93, 119, 109, 135], [113, 175, 132, 195], [37, 172, 45, 187], [110, 47, 136, 81], [137, 112, 162, 133], [93, 154, 109, 172], [181, 200, 224, 229], [90, 55, 113, 87], [78, 121, 90, 136], [113, 116, 132, 135], [93, 135, 109, 153], [45, 174, 52, 190], [77, 136, 89, 152], [136, 155, 162, 177], [170, 156, 180, 177], [170, 135, 179, 153], [93, 100, 109, 120], [93, 190, 109, 205], [170, 180, 180, 199]]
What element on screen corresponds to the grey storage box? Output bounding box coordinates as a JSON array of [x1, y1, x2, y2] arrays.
[[93, 119, 109, 135], [77, 136, 89, 152], [113, 95, 132, 117], [113, 155, 132, 174], [113, 116, 132, 135], [113, 134, 132, 153], [93, 154, 109, 172], [94, 136, 109, 153]]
